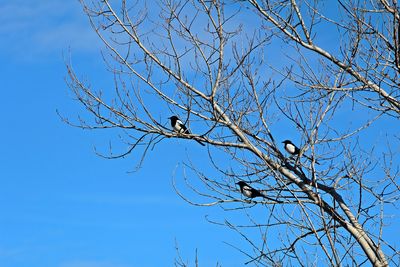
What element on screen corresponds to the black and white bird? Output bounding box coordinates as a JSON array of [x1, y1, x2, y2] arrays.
[[282, 140, 318, 164], [282, 140, 300, 155], [236, 181, 263, 198], [236, 181, 281, 202], [168, 115, 205, 146]]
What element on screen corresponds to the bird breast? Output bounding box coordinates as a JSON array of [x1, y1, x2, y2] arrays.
[[174, 122, 185, 133], [242, 186, 253, 198], [286, 143, 296, 154]]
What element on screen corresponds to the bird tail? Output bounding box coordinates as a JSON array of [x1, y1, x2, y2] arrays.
[[195, 139, 205, 146], [259, 191, 283, 203], [304, 154, 320, 165], [184, 128, 205, 146]]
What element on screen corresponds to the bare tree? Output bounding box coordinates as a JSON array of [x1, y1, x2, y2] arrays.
[[65, 0, 400, 266]]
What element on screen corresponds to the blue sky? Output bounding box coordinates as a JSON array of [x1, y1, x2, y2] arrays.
[[1, 1, 399, 267], [0, 1, 242, 266]]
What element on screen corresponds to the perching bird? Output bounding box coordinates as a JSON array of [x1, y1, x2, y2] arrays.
[[282, 140, 318, 164], [168, 115, 205, 146], [236, 181, 282, 202], [236, 181, 263, 198], [282, 140, 300, 155]]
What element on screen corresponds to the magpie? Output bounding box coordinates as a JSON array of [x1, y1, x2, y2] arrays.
[[236, 181, 282, 202], [168, 115, 205, 146], [282, 140, 318, 164], [236, 181, 263, 198]]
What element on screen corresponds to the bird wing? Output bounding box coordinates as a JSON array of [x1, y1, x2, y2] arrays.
[[178, 122, 190, 134], [242, 186, 254, 198]]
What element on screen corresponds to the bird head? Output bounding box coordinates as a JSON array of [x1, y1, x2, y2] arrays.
[[168, 115, 178, 121], [236, 181, 247, 187], [282, 140, 292, 145]]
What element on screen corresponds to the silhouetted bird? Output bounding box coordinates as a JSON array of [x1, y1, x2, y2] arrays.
[[169, 115, 205, 146]]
